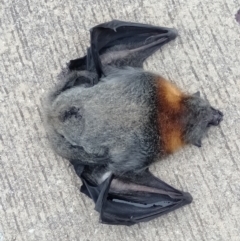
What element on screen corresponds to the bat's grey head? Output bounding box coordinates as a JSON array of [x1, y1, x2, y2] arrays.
[[183, 91, 223, 147]]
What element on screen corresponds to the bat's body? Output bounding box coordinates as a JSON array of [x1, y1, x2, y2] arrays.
[[44, 20, 223, 225]]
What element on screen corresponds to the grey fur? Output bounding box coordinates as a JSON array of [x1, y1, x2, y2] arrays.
[[43, 22, 223, 180], [45, 67, 159, 174], [44, 66, 223, 178]]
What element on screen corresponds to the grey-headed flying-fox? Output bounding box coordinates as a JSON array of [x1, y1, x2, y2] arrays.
[[43, 20, 223, 225]]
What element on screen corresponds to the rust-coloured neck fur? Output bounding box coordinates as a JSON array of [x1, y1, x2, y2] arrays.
[[156, 77, 186, 154]]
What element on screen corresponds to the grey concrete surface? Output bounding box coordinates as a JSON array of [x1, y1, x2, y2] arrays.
[[0, 0, 240, 240]]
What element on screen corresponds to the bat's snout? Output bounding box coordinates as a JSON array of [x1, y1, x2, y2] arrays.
[[209, 108, 223, 126]]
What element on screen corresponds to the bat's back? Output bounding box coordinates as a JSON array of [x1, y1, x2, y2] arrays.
[[45, 67, 159, 172]]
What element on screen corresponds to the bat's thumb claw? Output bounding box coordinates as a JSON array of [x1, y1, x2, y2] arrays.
[[183, 192, 193, 204], [168, 28, 178, 40]]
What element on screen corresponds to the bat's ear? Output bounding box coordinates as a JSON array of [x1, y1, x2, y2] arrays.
[[193, 91, 200, 97]]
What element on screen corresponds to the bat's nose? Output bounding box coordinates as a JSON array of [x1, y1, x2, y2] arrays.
[[213, 109, 223, 125], [209, 109, 223, 126]]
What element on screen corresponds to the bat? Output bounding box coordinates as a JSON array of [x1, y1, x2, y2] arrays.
[[43, 20, 223, 225]]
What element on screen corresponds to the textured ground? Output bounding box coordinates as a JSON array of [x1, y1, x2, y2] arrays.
[[1, 0, 240, 240]]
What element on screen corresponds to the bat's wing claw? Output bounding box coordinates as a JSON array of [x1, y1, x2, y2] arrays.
[[68, 56, 86, 70], [168, 28, 178, 40]]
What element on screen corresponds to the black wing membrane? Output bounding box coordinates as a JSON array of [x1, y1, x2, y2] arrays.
[[69, 20, 177, 82], [72, 163, 192, 226]]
